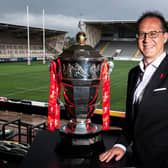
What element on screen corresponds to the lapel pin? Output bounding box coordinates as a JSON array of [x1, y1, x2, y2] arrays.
[[160, 73, 163, 79]]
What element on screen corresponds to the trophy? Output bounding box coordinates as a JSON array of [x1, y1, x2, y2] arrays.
[[48, 30, 110, 151]]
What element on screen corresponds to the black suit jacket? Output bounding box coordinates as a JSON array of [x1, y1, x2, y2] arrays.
[[117, 54, 168, 167]]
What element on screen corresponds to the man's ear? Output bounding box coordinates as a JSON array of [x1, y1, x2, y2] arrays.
[[164, 32, 168, 44]]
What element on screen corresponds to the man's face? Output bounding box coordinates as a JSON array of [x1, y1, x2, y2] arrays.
[[137, 17, 168, 62]]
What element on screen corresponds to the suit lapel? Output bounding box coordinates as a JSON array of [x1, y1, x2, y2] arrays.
[[130, 67, 142, 98], [127, 66, 141, 122], [127, 66, 141, 110]]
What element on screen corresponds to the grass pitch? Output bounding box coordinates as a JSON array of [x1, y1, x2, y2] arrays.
[[0, 60, 137, 111]]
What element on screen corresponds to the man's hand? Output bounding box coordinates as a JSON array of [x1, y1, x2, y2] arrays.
[[99, 147, 125, 163]]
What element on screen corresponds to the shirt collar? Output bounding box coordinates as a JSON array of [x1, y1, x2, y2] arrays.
[[139, 52, 166, 72]]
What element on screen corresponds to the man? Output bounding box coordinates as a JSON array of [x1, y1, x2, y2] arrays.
[[99, 11, 168, 168]]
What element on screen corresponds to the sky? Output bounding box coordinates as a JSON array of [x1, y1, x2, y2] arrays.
[[1, 0, 168, 36]]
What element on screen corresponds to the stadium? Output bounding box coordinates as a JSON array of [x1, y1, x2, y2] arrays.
[[0, 17, 167, 167], [0, 20, 141, 118]]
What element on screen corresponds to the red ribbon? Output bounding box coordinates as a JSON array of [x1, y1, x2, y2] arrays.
[[102, 61, 110, 130], [47, 60, 61, 131]]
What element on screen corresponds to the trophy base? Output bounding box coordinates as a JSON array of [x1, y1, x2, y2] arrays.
[[57, 129, 105, 158], [57, 120, 104, 158], [59, 127, 102, 145]]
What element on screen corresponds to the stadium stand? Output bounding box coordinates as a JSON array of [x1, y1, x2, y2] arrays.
[[96, 40, 145, 61], [0, 23, 66, 62]]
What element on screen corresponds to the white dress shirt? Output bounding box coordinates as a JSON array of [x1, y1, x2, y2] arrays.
[[133, 52, 166, 103], [114, 52, 166, 152]]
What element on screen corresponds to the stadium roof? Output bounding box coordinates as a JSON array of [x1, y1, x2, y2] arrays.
[[84, 20, 137, 32], [0, 23, 67, 39]]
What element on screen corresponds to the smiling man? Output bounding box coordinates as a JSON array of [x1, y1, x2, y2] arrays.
[[137, 16, 168, 66], [99, 11, 168, 168]]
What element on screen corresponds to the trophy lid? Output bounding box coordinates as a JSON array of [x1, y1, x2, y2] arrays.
[[59, 31, 103, 59]]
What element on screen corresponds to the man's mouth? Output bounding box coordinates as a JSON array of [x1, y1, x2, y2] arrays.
[[143, 45, 153, 50]]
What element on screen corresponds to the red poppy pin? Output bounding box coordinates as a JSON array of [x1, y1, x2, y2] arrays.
[[160, 73, 164, 79]]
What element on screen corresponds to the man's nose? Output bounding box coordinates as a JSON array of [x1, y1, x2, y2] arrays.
[[143, 33, 150, 42]]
